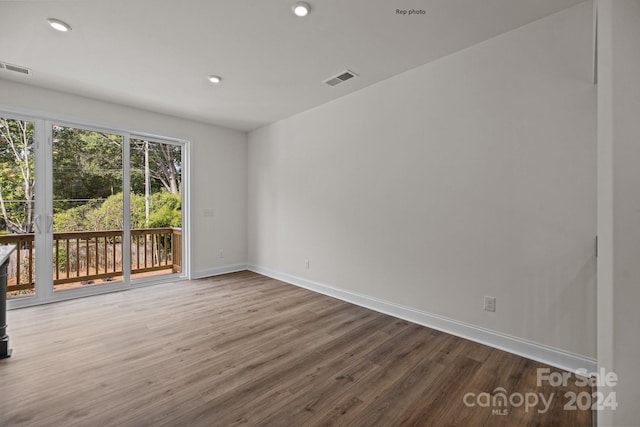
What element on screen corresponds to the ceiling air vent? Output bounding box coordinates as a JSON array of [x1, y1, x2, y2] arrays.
[[324, 70, 358, 87], [0, 61, 32, 75]]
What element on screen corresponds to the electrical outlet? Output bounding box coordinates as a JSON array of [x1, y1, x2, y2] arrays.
[[305, 259, 310, 269], [219, 250, 224, 258], [484, 296, 496, 312]]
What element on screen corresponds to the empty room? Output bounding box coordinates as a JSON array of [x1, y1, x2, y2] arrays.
[[0, 0, 638, 426]]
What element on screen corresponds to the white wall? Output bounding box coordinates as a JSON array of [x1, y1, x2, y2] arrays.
[[0, 79, 248, 277], [597, 0, 640, 424], [249, 2, 596, 360]]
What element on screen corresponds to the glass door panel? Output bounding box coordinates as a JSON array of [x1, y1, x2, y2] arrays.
[[51, 124, 124, 291], [0, 116, 37, 299], [129, 138, 182, 280]]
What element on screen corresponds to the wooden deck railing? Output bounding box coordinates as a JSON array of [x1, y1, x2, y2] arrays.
[[0, 228, 181, 295], [0, 234, 34, 292]]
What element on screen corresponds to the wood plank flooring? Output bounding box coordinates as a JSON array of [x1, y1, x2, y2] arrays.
[[0, 271, 593, 426]]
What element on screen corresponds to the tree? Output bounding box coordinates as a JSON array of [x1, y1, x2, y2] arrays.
[[130, 139, 181, 226], [131, 139, 181, 195], [53, 191, 180, 232], [148, 192, 181, 228], [151, 143, 181, 195], [0, 118, 34, 233], [52, 126, 123, 213], [1, 121, 182, 235]]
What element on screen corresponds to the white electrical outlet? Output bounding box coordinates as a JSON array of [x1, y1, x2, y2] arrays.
[[305, 259, 310, 269], [484, 296, 496, 312], [219, 250, 224, 258]]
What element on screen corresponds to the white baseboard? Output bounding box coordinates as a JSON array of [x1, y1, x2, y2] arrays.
[[247, 264, 597, 374], [192, 263, 248, 280]]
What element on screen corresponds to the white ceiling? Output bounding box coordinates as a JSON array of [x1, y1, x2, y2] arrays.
[[0, 0, 586, 132]]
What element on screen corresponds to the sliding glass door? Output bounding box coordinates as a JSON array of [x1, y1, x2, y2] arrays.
[[51, 124, 125, 291], [2, 113, 186, 306]]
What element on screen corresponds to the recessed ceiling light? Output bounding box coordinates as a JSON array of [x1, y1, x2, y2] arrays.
[[208, 75, 222, 84], [292, 1, 311, 17], [47, 18, 72, 32]]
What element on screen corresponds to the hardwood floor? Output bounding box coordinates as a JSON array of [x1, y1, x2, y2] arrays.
[[0, 271, 592, 426]]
